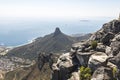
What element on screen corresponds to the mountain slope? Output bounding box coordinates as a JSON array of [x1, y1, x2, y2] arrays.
[[7, 27, 90, 60], [4, 63, 51, 80]]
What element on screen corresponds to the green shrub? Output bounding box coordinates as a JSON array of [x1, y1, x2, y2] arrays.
[[91, 40, 98, 49], [112, 67, 117, 80], [80, 66, 91, 80]]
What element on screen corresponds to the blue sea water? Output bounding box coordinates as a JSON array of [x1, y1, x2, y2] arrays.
[[0, 17, 114, 46]]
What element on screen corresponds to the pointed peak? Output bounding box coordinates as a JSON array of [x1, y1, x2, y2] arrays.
[[54, 27, 62, 36], [55, 27, 61, 32]]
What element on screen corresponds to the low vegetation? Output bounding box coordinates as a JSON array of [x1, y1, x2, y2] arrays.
[[112, 67, 117, 80], [91, 40, 98, 49], [80, 66, 91, 80]]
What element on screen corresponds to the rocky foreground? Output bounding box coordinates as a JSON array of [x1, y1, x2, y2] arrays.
[[48, 19, 120, 80]]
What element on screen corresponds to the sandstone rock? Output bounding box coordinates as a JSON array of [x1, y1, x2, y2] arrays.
[[110, 41, 120, 56], [68, 71, 80, 80], [96, 43, 106, 52], [108, 52, 120, 69], [101, 32, 114, 45], [57, 53, 73, 68], [75, 52, 93, 67], [88, 52, 108, 71], [0, 71, 5, 80], [51, 53, 78, 80], [72, 42, 90, 52], [91, 66, 114, 80], [84, 46, 92, 52], [107, 62, 117, 69], [105, 46, 111, 56], [102, 22, 113, 33], [89, 31, 104, 42], [111, 20, 120, 33], [112, 33, 120, 41], [109, 33, 120, 56]]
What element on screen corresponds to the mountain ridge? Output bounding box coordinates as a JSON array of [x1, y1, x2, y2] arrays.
[[6, 27, 91, 60]]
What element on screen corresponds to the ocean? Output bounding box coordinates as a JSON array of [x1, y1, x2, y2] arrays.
[[0, 17, 114, 46]]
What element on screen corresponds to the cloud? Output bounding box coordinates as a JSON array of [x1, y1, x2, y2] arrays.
[[0, 0, 119, 19]]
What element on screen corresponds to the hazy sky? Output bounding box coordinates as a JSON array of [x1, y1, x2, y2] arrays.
[[0, 0, 120, 46], [0, 0, 120, 19]]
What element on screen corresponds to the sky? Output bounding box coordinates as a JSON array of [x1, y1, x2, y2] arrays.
[[0, 0, 120, 46], [0, 0, 120, 19]]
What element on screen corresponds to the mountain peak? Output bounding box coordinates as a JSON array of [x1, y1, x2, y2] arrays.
[[54, 27, 62, 36]]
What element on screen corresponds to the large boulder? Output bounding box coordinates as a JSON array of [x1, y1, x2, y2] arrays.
[[101, 32, 114, 45], [88, 52, 108, 71], [111, 20, 120, 33], [105, 46, 111, 56], [89, 29, 105, 42], [68, 71, 80, 80], [71, 41, 90, 52], [51, 53, 77, 80], [108, 52, 120, 69], [96, 43, 106, 52], [110, 41, 120, 56], [110, 33, 120, 56], [91, 66, 114, 80], [75, 52, 93, 67], [111, 32, 120, 41]]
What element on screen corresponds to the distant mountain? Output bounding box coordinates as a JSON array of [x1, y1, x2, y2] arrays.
[[79, 20, 90, 22], [71, 33, 92, 39], [71, 33, 86, 37], [6, 27, 91, 60]]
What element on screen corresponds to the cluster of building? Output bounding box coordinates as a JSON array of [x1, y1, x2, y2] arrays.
[[0, 57, 15, 71], [0, 57, 33, 72]]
